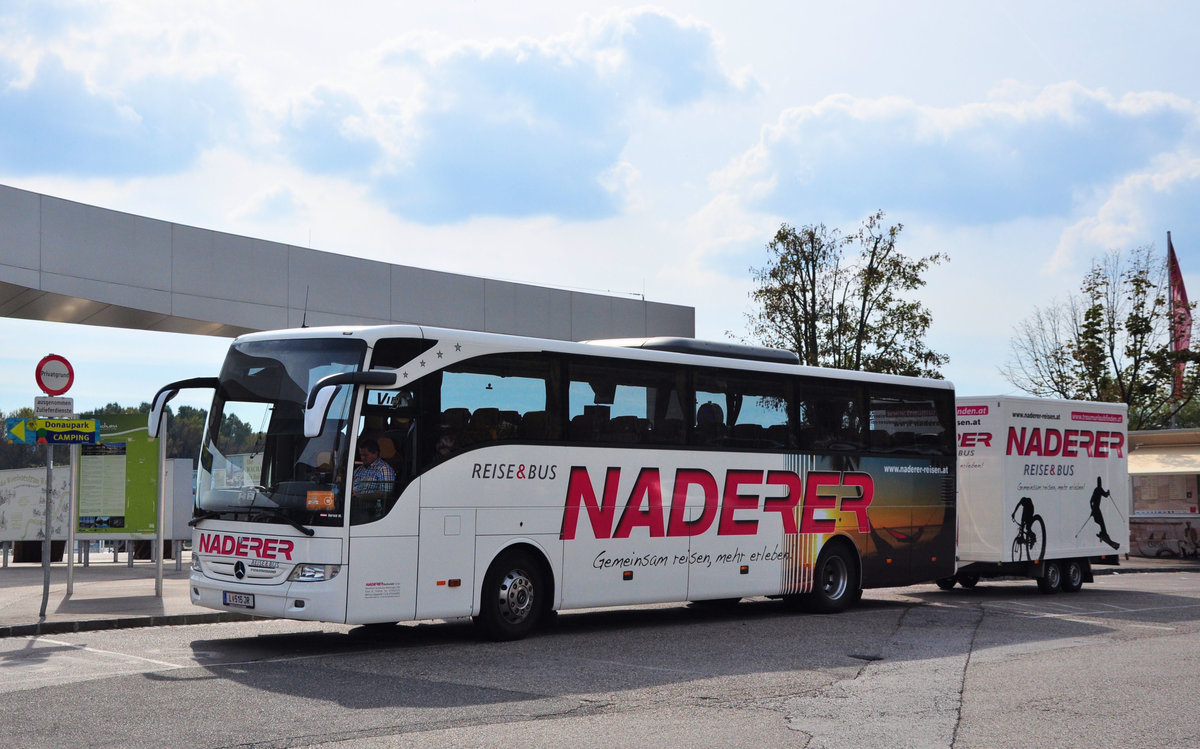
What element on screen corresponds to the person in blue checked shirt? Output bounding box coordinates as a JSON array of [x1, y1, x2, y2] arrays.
[[352, 437, 396, 496]]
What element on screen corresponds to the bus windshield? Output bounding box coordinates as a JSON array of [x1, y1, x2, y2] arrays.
[[197, 337, 367, 529]]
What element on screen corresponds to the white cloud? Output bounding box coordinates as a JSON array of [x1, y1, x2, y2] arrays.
[[232, 185, 306, 224], [0, 5, 750, 223], [305, 7, 753, 223], [0, 52, 244, 177], [716, 83, 1198, 228], [1053, 152, 1200, 270]]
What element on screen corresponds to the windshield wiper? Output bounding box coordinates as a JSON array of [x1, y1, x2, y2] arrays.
[[247, 505, 316, 537], [188, 509, 224, 527]]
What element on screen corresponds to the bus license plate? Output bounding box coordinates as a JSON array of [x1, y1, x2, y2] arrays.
[[223, 591, 255, 609]]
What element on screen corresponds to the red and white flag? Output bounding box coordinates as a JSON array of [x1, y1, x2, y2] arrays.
[[1168, 232, 1192, 390]]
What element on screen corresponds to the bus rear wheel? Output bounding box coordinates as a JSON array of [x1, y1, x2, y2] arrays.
[[806, 544, 859, 614], [476, 549, 544, 641]]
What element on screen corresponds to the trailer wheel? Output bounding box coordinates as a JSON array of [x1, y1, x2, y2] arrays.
[[1037, 561, 1062, 594], [956, 573, 979, 589], [807, 543, 859, 614], [1061, 559, 1084, 593], [935, 576, 957, 590], [475, 549, 544, 641]]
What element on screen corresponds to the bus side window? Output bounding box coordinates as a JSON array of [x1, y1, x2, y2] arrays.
[[867, 386, 953, 456], [692, 370, 793, 450], [797, 381, 863, 452], [434, 353, 559, 460], [567, 358, 685, 446]]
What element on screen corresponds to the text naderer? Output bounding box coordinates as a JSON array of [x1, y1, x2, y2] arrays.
[[560, 466, 875, 540], [196, 533, 295, 561]]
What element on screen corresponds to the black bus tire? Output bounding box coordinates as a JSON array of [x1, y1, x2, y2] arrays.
[[956, 573, 980, 589], [475, 549, 544, 641], [807, 543, 859, 614]]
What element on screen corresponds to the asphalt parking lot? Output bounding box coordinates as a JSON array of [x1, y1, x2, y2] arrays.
[[1, 565, 1197, 748]]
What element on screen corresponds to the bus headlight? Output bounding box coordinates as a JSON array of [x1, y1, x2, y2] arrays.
[[191, 554, 202, 572], [288, 564, 341, 582]]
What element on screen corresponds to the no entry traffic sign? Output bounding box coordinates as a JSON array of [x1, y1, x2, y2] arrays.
[[36, 354, 74, 396]]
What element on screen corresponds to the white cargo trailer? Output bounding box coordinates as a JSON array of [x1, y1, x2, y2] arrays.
[[943, 395, 1129, 593]]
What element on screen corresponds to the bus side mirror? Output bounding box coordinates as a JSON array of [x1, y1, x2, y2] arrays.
[[304, 371, 398, 438], [148, 377, 219, 439]]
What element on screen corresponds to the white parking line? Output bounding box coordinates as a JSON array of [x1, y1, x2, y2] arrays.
[[993, 601, 1200, 624], [31, 637, 185, 670]]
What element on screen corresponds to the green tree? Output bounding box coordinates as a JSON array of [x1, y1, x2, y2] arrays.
[[170, 405, 209, 465], [745, 210, 949, 378], [1002, 245, 1199, 430]]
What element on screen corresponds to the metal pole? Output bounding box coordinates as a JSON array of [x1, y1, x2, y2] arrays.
[[155, 411, 166, 597], [67, 443, 79, 597], [1169, 231, 1180, 430], [39, 443, 53, 619]]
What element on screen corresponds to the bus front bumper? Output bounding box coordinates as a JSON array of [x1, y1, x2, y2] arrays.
[[189, 571, 347, 622]]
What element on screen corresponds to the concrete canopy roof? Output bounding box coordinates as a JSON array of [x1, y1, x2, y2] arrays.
[[0, 184, 694, 342]]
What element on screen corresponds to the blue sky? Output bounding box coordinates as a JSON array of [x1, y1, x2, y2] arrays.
[[1, 1, 1198, 413]]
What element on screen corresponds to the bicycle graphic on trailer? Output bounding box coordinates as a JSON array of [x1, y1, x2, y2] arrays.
[[1011, 496, 1046, 563]]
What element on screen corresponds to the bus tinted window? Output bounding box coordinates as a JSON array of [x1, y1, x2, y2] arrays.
[[436, 354, 559, 459], [867, 387, 953, 455], [567, 359, 686, 445], [796, 381, 864, 451], [370, 337, 438, 369], [692, 370, 793, 449]]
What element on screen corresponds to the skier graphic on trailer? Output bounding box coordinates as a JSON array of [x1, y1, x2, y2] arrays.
[[1087, 477, 1121, 551]]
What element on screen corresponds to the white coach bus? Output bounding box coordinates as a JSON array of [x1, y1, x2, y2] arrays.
[[150, 325, 956, 640]]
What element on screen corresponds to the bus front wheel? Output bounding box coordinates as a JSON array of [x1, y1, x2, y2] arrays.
[[476, 549, 544, 641]]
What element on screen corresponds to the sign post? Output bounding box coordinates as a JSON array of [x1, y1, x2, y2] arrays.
[[40, 442, 51, 618], [35, 354, 75, 619], [35, 397, 79, 597]]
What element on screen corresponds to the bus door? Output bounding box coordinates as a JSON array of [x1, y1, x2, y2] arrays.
[[344, 386, 421, 625]]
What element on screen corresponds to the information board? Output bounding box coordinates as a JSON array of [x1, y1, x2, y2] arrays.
[[76, 413, 160, 536]]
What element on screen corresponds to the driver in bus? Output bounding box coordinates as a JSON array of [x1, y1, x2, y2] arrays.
[[353, 437, 396, 496]]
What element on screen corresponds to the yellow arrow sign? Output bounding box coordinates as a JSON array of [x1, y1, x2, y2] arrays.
[[4, 417, 98, 444]]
